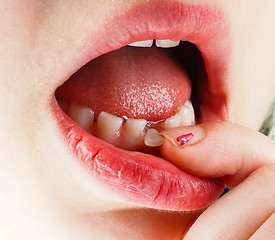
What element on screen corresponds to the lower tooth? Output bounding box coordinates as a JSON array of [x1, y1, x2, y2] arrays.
[[68, 103, 94, 131], [180, 106, 195, 126], [96, 112, 123, 140], [181, 100, 195, 125], [160, 113, 182, 129], [144, 129, 163, 147], [160, 100, 195, 129], [67, 100, 195, 150], [124, 118, 147, 140]]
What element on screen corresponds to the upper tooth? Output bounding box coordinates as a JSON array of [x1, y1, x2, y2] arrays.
[[124, 118, 147, 140], [144, 129, 163, 147], [128, 40, 153, 47], [68, 103, 94, 131], [96, 112, 123, 140], [155, 39, 180, 48]]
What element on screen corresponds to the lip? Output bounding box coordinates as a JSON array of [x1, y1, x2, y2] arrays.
[[51, 1, 231, 211]]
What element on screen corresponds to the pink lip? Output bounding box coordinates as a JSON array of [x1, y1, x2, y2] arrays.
[[51, 1, 231, 211]]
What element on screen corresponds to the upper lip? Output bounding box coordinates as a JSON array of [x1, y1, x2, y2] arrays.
[[50, 1, 231, 211]]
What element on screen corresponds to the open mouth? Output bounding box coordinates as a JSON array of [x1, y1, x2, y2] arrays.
[[51, 2, 231, 211]]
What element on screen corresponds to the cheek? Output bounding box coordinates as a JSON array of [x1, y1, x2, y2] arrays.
[[223, 0, 275, 129], [230, 84, 274, 130]]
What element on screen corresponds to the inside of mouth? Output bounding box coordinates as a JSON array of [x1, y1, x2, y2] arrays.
[[55, 41, 208, 153]]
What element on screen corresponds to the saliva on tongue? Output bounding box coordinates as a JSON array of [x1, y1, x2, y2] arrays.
[[56, 45, 192, 152]]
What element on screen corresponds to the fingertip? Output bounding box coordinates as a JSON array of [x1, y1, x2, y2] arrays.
[[160, 125, 205, 148], [159, 124, 208, 175]]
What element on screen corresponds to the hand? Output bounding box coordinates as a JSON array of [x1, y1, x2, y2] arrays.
[[160, 122, 275, 240]]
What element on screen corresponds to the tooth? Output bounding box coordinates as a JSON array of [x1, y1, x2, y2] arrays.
[[160, 100, 195, 129], [179, 100, 195, 126], [96, 112, 123, 140], [124, 118, 147, 140], [68, 103, 94, 131], [155, 39, 180, 48], [159, 113, 182, 129], [178, 107, 194, 126], [144, 129, 163, 147], [128, 40, 153, 47]]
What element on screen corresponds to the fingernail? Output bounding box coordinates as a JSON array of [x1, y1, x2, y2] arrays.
[[160, 126, 205, 147], [176, 133, 194, 146]]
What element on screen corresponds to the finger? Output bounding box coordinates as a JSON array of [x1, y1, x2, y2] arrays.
[[160, 122, 275, 187], [249, 212, 275, 240], [183, 164, 275, 240], [161, 122, 275, 239]]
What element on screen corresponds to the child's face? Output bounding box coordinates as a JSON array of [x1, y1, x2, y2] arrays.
[[0, 0, 275, 239]]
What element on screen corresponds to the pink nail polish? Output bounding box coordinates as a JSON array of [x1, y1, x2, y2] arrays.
[[176, 133, 194, 146]]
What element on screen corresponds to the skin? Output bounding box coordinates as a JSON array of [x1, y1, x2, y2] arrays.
[[0, 0, 275, 239]]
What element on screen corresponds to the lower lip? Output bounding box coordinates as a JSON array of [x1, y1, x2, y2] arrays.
[[53, 101, 224, 211]]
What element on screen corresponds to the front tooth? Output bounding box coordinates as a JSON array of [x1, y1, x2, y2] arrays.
[[128, 40, 153, 47], [144, 129, 164, 147], [96, 112, 123, 140], [68, 103, 94, 131], [155, 39, 180, 48], [124, 118, 147, 140]]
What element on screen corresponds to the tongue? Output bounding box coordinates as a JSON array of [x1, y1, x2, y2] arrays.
[[56, 46, 191, 122]]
